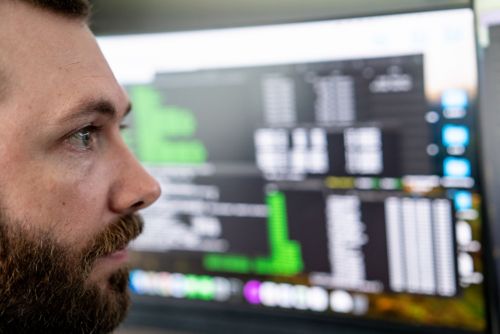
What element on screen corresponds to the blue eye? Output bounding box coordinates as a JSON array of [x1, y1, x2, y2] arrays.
[[68, 125, 99, 150]]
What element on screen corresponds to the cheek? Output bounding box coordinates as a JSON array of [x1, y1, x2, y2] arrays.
[[0, 162, 110, 248], [48, 175, 110, 245], [0, 120, 114, 245]]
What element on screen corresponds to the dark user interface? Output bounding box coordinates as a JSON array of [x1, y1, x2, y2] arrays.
[[121, 53, 485, 331]]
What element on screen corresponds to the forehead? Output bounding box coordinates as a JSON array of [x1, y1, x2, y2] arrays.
[[0, 1, 127, 118]]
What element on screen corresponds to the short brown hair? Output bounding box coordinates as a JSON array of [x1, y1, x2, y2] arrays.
[[15, 0, 91, 19]]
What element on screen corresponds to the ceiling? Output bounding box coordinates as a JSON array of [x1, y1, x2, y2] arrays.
[[89, 0, 471, 35]]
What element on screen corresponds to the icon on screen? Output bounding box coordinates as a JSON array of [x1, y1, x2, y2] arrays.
[[441, 89, 468, 119], [454, 191, 473, 211], [244, 280, 262, 305], [442, 125, 469, 148], [441, 89, 468, 109], [443, 157, 471, 177]]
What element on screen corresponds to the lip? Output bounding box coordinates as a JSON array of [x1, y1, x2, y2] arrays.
[[104, 248, 128, 262]]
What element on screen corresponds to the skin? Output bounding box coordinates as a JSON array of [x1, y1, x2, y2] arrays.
[[0, 1, 161, 289]]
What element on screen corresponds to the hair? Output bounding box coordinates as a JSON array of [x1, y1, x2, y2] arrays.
[[15, 0, 91, 19]]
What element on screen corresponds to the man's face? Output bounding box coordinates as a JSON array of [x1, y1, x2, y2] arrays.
[[0, 2, 161, 333]]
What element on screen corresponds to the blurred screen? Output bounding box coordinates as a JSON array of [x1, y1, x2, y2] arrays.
[[99, 8, 487, 332]]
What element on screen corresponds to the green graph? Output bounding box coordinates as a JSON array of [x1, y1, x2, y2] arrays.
[[128, 85, 207, 164], [204, 192, 304, 276]]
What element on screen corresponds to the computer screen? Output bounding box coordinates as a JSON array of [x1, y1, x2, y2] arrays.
[[98, 8, 488, 333]]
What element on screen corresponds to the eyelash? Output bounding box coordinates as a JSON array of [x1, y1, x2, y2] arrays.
[[67, 125, 101, 151], [66, 122, 129, 152]]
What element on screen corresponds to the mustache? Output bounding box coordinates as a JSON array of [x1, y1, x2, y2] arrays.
[[82, 214, 144, 265]]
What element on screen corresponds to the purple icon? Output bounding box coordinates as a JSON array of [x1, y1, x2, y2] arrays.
[[244, 280, 261, 305]]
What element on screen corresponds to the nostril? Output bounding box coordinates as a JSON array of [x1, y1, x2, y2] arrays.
[[132, 201, 144, 209]]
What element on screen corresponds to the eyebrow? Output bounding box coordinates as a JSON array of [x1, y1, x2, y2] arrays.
[[59, 98, 132, 124]]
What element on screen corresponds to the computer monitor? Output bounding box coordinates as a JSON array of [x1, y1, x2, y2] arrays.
[[98, 7, 491, 333]]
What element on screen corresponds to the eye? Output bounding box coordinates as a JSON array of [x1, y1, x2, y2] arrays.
[[67, 125, 100, 151]]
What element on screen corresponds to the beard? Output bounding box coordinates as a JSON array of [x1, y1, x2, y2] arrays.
[[0, 211, 144, 334]]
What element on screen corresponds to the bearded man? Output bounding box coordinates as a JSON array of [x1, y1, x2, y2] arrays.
[[0, 0, 161, 333]]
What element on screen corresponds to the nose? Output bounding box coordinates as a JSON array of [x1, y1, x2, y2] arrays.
[[109, 140, 161, 214]]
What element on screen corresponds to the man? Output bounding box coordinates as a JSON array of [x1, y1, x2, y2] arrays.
[[0, 0, 161, 333]]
